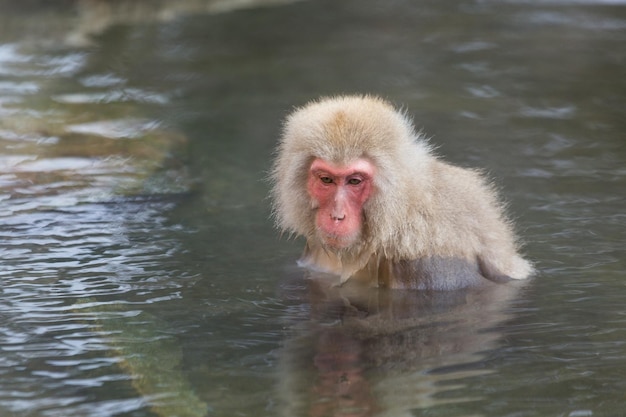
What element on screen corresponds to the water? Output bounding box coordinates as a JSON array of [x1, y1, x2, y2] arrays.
[[0, 0, 625, 416]]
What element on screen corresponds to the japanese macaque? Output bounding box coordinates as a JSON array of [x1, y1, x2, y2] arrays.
[[270, 95, 533, 290]]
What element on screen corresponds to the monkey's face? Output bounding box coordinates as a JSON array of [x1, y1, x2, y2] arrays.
[[306, 158, 375, 249]]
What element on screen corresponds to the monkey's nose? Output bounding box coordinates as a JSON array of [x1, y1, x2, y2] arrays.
[[331, 213, 346, 221]]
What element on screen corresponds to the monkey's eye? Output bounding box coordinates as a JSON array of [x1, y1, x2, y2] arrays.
[[347, 178, 362, 185], [320, 176, 333, 184]]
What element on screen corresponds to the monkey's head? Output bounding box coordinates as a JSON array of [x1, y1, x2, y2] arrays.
[[271, 95, 432, 256]]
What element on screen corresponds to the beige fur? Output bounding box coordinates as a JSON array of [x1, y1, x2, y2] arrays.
[[270, 95, 533, 290]]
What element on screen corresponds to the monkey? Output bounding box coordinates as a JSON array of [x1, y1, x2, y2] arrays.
[[270, 95, 534, 290]]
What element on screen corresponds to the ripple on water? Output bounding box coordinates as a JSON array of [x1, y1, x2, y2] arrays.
[[0, 46, 190, 411], [0, 200, 200, 416]]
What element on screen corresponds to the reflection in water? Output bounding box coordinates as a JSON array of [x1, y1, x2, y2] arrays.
[[0, 36, 190, 215], [278, 276, 524, 417]]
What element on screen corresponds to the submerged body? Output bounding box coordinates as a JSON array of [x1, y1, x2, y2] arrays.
[[271, 95, 533, 290]]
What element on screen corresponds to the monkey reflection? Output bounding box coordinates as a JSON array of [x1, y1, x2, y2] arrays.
[[277, 277, 524, 417]]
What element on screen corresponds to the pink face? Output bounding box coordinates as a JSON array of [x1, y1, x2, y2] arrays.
[[307, 158, 375, 249]]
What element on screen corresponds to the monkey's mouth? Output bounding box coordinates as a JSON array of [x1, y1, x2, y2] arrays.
[[317, 229, 361, 250]]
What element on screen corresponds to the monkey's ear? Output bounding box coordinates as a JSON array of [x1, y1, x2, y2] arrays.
[[477, 256, 516, 284]]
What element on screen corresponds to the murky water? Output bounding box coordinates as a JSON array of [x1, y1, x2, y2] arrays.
[[1, 1, 625, 416]]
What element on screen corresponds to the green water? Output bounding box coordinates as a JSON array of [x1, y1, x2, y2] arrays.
[[0, 1, 624, 416]]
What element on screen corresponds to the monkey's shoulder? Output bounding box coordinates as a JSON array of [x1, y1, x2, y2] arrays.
[[430, 159, 495, 196]]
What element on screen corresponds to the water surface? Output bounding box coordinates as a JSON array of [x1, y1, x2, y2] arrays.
[[0, 1, 625, 416]]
